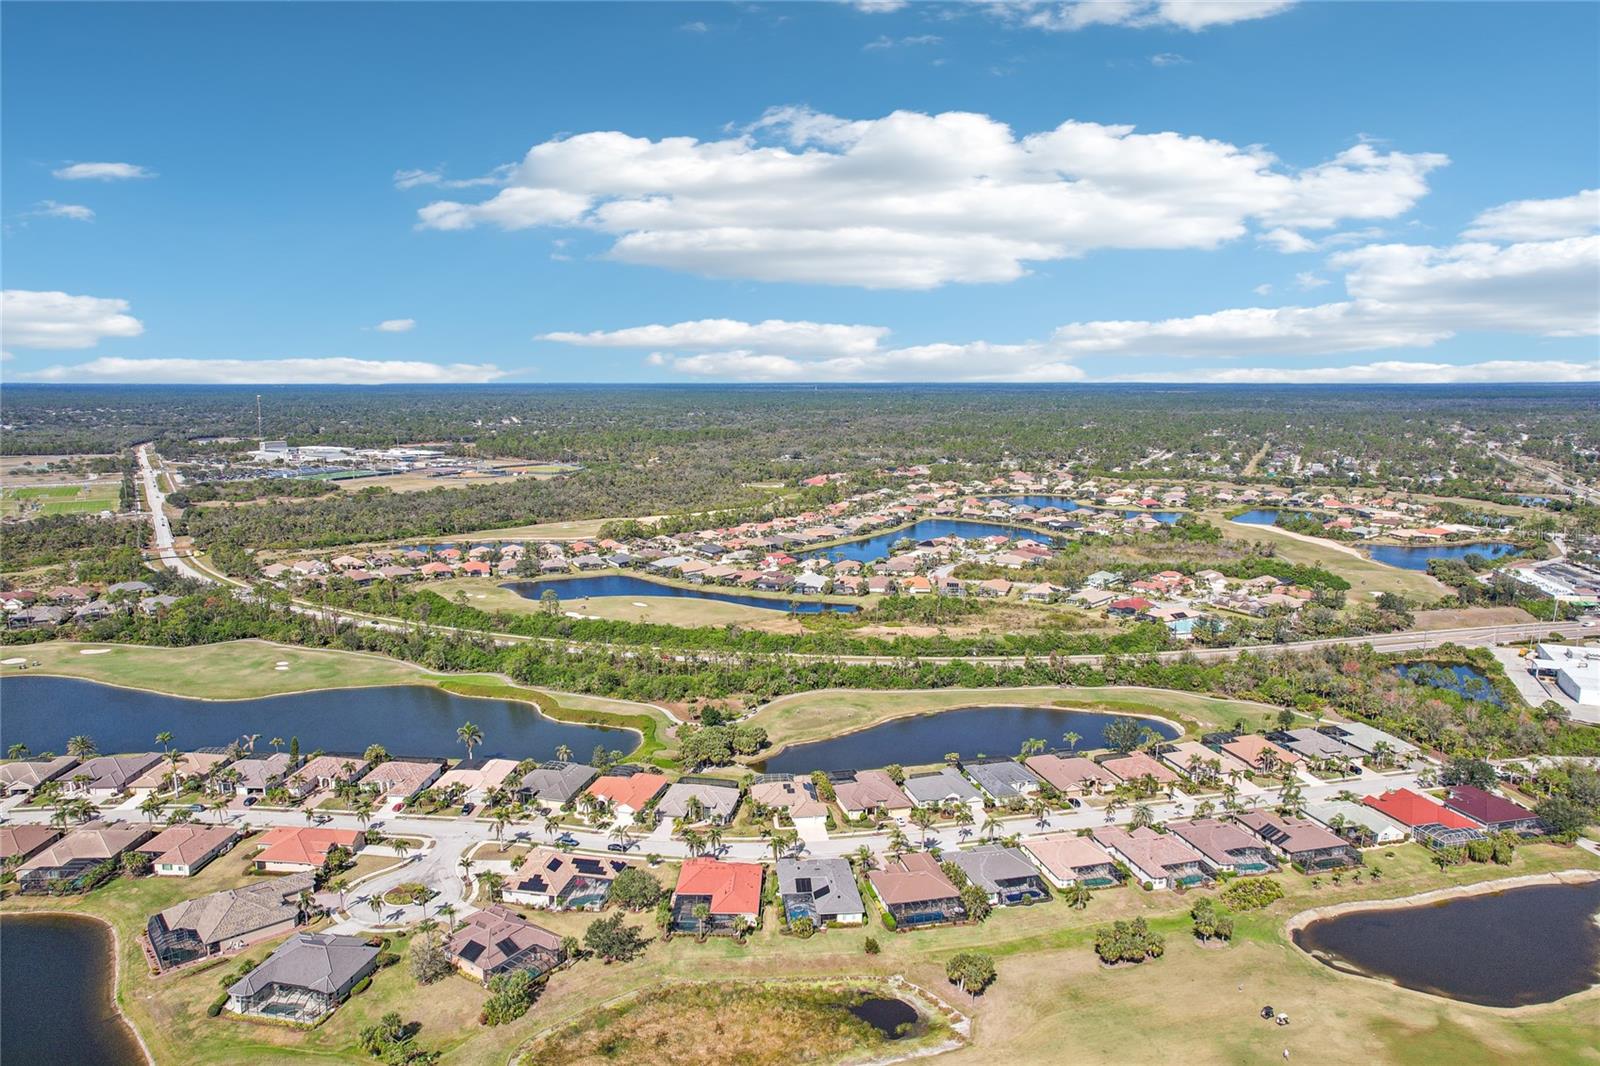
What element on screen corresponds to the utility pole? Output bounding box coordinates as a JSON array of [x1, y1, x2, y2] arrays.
[[256, 394, 263, 440]]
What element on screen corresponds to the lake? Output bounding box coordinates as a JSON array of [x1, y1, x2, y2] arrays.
[[756, 704, 1181, 774], [1393, 663, 1505, 707], [1364, 542, 1520, 571], [1, 913, 147, 1066], [991, 498, 1181, 524], [1292, 879, 1600, 1007], [0, 676, 635, 761], [798, 519, 1056, 564], [501, 574, 858, 614], [1230, 508, 1311, 526]]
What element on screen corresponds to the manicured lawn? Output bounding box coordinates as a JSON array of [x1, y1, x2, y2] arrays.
[[3, 840, 1596, 1065], [431, 575, 794, 629], [748, 685, 1291, 752], [1208, 508, 1450, 601]]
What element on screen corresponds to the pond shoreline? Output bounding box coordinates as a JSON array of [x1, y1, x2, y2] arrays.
[[1, 910, 154, 1066], [1285, 868, 1600, 1012]]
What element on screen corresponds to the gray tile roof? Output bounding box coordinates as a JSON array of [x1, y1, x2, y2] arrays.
[[902, 767, 982, 806], [518, 761, 598, 804], [155, 871, 314, 945], [229, 932, 378, 997], [963, 759, 1042, 801], [944, 845, 1040, 893], [776, 857, 864, 920]]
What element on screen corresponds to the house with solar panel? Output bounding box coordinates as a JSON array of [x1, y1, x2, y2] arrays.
[[776, 857, 865, 927], [504, 845, 636, 910], [445, 905, 567, 984]]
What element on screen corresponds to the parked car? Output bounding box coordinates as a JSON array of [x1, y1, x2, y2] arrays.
[[606, 841, 634, 853], [460, 802, 475, 816], [187, 804, 205, 813], [242, 796, 257, 807], [555, 833, 580, 848]]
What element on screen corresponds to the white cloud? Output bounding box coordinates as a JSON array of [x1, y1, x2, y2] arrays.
[[852, 0, 908, 11], [1252, 283, 1273, 296], [417, 107, 1446, 289], [393, 165, 514, 191], [27, 201, 95, 222], [1294, 271, 1328, 290], [1463, 188, 1599, 242], [21, 357, 505, 385], [1116, 359, 1600, 384], [52, 162, 155, 181], [1150, 52, 1189, 66], [680, 20, 709, 32], [1, 290, 144, 350], [1259, 226, 1316, 253], [865, 33, 943, 49], [539, 318, 888, 356], [373, 318, 417, 333], [1016, 1, 1295, 32]]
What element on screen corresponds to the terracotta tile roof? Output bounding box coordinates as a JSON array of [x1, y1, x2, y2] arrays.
[[673, 858, 763, 915], [253, 827, 362, 867], [585, 772, 669, 812], [1363, 788, 1478, 829], [138, 824, 237, 867]]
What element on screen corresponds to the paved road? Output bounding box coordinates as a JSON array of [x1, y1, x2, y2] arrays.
[[2, 762, 1425, 932]]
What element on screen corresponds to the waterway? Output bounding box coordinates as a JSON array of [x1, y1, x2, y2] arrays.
[[1, 913, 147, 1066], [1393, 663, 1506, 706], [0, 676, 634, 761], [757, 704, 1180, 774], [797, 519, 1057, 564], [501, 574, 858, 614], [1229, 512, 1519, 571], [1291, 879, 1600, 1007]]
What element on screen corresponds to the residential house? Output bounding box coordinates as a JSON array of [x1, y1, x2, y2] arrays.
[[944, 844, 1050, 905], [1219, 734, 1302, 774], [17, 822, 155, 892], [516, 761, 599, 807], [1304, 799, 1408, 847], [445, 905, 566, 984], [1157, 741, 1246, 785], [146, 871, 316, 971], [226, 933, 379, 1022], [1107, 597, 1154, 618], [1023, 754, 1117, 796], [131, 751, 232, 796], [358, 759, 444, 805], [1440, 785, 1542, 835], [1316, 722, 1419, 765], [584, 771, 670, 820], [0, 825, 63, 864], [670, 857, 764, 933], [776, 857, 866, 927], [832, 770, 913, 822], [1234, 811, 1360, 870], [218, 753, 289, 797], [1091, 825, 1210, 889], [251, 827, 363, 873], [901, 768, 985, 817], [0, 755, 78, 796], [1363, 788, 1481, 844], [1099, 751, 1180, 787], [66, 754, 165, 800], [964, 759, 1043, 803], [432, 758, 520, 804], [137, 824, 239, 876], [747, 775, 830, 837], [285, 754, 368, 799], [1268, 728, 1364, 765], [505, 846, 636, 910], [1022, 833, 1120, 888], [657, 777, 743, 825], [1167, 818, 1275, 875], [867, 853, 965, 928]]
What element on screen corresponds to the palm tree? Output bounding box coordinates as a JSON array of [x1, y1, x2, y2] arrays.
[[437, 902, 457, 931], [456, 721, 484, 761], [367, 895, 384, 919], [851, 844, 876, 872], [391, 837, 412, 861], [1030, 795, 1052, 828], [682, 827, 705, 857], [954, 804, 976, 838], [610, 823, 633, 850], [981, 812, 1003, 842], [269, 736, 285, 755], [1129, 802, 1155, 830], [241, 733, 260, 755], [66, 735, 97, 759], [167, 748, 186, 797], [555, 744, 573, 762], [354, 798, 375, 831], [209, 795, 229, 825], [155, 730, 173, 754], [1062, 731, 1081, 753], [691, 902, 712, 939], [139, 792, 164, 823], [5, 743, 28, 760], [330, 877, 350, 913], [475, 870, 505, 903], [768, 828, 798, 862], [910, 806, 937, 846], [705, 825, 724, 855], [1065, 883, 1093, 909], [491, 805, 512, 849], [458, 856, 475, 882]]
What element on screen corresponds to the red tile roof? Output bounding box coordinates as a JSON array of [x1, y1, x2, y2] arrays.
[[586, 772, 668, 812], [1441, 785, 1534, 826], [1363, 788, 1477, 829], [254, 827, 362, 867], [674, 857, 763, 915]]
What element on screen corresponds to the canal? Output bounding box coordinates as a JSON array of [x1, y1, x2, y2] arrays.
[[501, 573, 858, 613], [797, 519, 1056, 564]]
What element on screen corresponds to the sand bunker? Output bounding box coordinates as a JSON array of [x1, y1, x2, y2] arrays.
[[1, 657, 27, 666], [79, 648, 113, 655], [274, 665, 290, 671], [632, 601, 648, 607]]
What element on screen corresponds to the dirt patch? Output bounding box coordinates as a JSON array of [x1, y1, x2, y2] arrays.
[[1411, 606, 1536, 631]]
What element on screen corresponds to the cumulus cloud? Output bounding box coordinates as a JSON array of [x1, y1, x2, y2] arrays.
[[852, 0, 908, 11], [52, 162, 155, 181], [1015, 1, 1295, 32], [543, 218, 1598, 379], [26, 201, 95, 222], [416, 107, 1446, 288], [539, 318, 889, 356], [1114, 359, 1600, 384], [393, 165, 514, 190], [20, 357, 506, 385], [373, 318, 417, 333], [1462, 188, 1599, 242], [2, 290, 145, 350]]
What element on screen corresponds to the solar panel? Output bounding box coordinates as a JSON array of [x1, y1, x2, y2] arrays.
[[458, 942, 484, 962]]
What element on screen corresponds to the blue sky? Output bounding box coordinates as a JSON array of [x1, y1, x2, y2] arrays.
[[3, 1, 1596, 384]]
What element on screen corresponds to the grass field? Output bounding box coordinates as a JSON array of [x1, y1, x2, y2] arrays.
[[0, 478, 121, 517], [433, 575, 796, 629], [748, 685, 1291, 753], [1208, 509, 1451, 601], [5, 838, 1595, 1066]]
